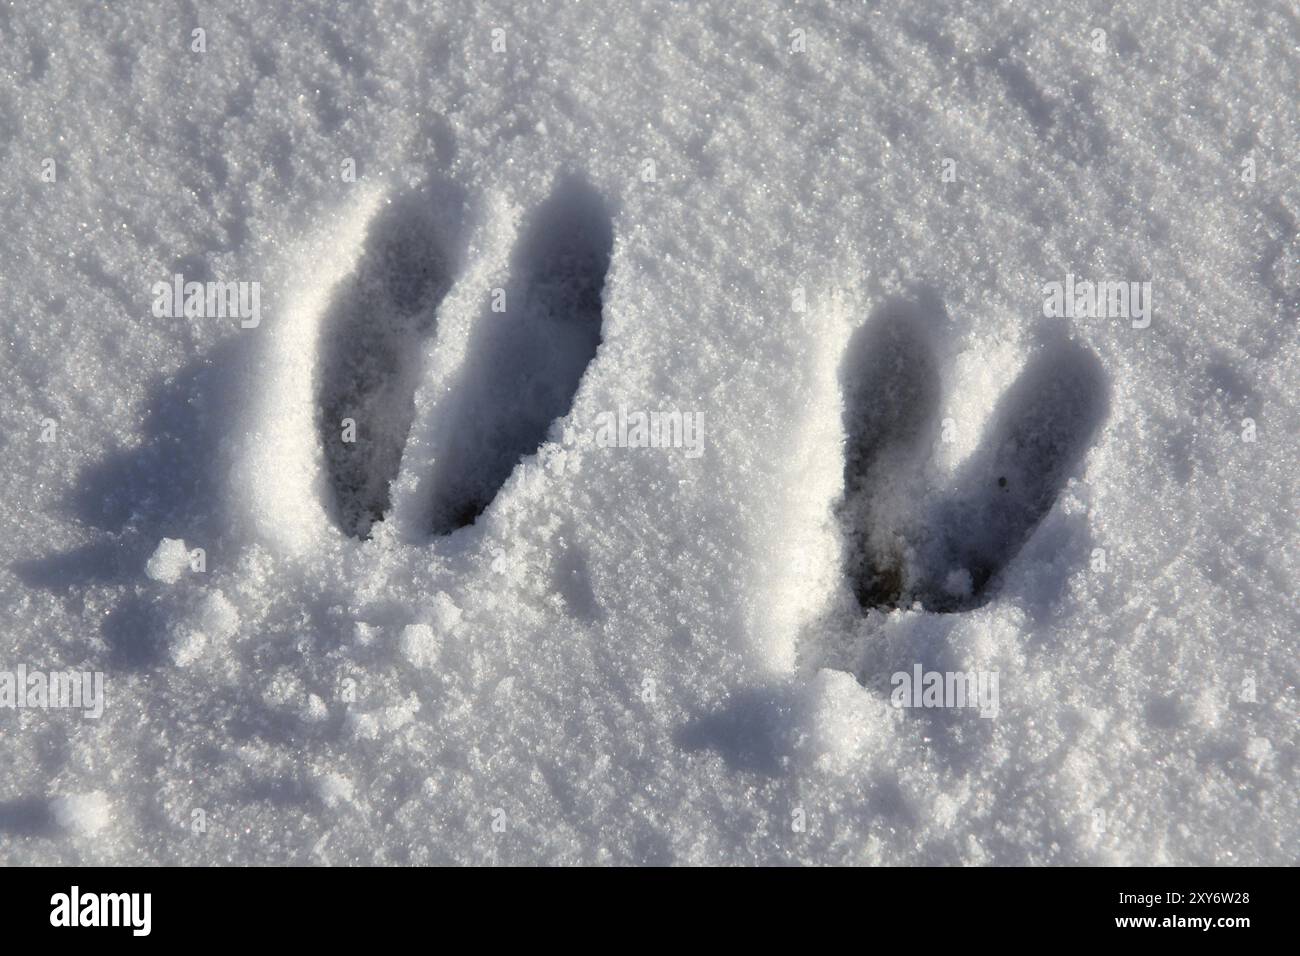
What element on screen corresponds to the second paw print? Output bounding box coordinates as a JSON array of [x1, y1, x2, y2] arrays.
[[837, 295, 1109, 613]]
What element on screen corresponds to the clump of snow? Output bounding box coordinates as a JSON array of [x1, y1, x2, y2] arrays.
[[352, 622, 380, 648], [164, 588, 240, 665], [313, 773, 356, 809], [1245, 737, 1277, 776], [427, 592, 463, 632], [398, 623, 440, 669], [170, 630, 206, 668], [50, 792, 111, 837], [344, 694, 421, 741], [302, 694, 329, 724], [492, 675, 516, 702], [144, 537, 190, 584], [192, 589, 239, 640]]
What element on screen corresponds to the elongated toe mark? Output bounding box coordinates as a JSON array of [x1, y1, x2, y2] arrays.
[[427, 175, 612, 536], [837, 297, 942, 609], [316, 183, 465, 538], [928, 334, 1109, 609]]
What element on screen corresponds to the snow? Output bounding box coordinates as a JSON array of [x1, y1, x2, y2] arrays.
[[398, 623, 440, 669], [50, 792, 111, 837], [144, 537, 190, 583], [313, 772, 356, 810], [1, 0, 1296, 865]]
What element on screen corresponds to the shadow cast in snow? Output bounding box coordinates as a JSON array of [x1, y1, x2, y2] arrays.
[[70, 338, 245, 543], [674, 684, 803, 777], [0, 797, 54, 838], [13, 337, 247, 601], [12, 540, 131, 592]]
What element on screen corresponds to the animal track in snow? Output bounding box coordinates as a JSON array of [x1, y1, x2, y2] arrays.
[[837, 297, 943, 610], [316, 175, 611, 539], [316, 181, 465, 538], [425, 176, 612, 536], [838, 295, 1109, 613]]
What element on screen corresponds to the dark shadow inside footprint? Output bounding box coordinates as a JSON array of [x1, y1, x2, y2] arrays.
[[427, 174, 612, 536], [922, 333, 1110, 610], [316, 181, 466, 538], [837, 295, 942, 609]]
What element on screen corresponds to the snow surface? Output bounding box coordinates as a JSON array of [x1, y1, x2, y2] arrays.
[[1, 0, 1296, 864]]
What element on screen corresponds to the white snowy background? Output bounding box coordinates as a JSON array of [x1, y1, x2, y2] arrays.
[[1, 0, 1296, 864]]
